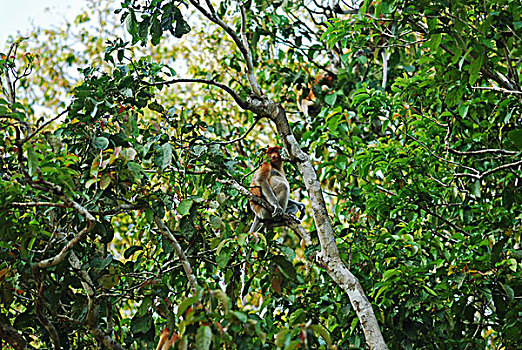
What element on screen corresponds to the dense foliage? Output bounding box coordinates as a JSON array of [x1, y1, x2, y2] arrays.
[[1, 0, 521, 349]]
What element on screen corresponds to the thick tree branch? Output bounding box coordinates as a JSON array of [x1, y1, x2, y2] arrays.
[[87, 326, 125, 350], [33, 199, 96, 269], [0, 317, 28, 350], [249, 97, 388, 350], [6, 201, 69, 209]]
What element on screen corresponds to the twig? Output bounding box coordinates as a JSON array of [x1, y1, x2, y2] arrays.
[[208, 118, 260, 145], [142, 77, 249, 110], [153, 216, 199, 295], [472, 86, 522, 95], [20, 109, 68, 144], [188, 0, 263, 97], [448, 148, 518, 156], [455, 159, 522, 180]]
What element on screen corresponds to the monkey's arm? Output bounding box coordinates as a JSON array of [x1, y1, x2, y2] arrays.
[[253, 163, 284, 216], [259, 179, 284, 216]]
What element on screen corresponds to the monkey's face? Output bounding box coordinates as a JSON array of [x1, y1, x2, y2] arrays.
[[268, 150, 281, 162]]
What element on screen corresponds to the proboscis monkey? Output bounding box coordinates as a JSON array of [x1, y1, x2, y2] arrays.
[[249, 146, 305, 234]]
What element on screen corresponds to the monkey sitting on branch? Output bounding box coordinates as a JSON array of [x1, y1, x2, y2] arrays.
[[249, 146, 305, 234]]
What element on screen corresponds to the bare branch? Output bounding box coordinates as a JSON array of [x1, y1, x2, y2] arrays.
[[455, 159, 522, 180], [207, 118, 260, 145], [239, 3, 263, 96], [20, 109, 68, 145], [143, 78, 249, 110], [448, 148, 518, 156], [472, 86, 522, 95], [33, 199, 96, 269], [188, 0, 263, 97], [6, 201, 69, 209], [153, 216, 199, 295]]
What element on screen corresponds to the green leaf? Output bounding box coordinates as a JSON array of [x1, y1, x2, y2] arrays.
[[216, 245, 232, 269], [468, 54, 484, 85], [177, 295, 197, 318], [272, 255, 296, 279], [100, 173, 111, 190], [121, 147, 137, 161], [216, 238, 231, 255], [150, 16, 162, 46], [131, 313, 153, 334], [471, 180, 481, 198], [423, 285, 437, 296], [324, 93, 337, 106], [124, 245, 143, 259], [26, 146, 38, 177], [310, 324, 332, 346], [196, 325, 212, 350], [429, 33, 442, 50], [232, 311, 247, 323], [127, 161, 145, 180], [491, 239, 505, 265], [275, 329, 290, 347], [508, 129, 522, 150], [176, 199, 193, 216], [137, 295, 152, 317], [94, 136, 109, 150], [148, 101, 164, 113], [125, 10, 138, 38], [174, 18, 191, 38], [161, 143, 172, 170], [211, 289, 229, 313], [382, 269, 401, 281], [210, 215, 222, 229], [500, 282, 514, 303]]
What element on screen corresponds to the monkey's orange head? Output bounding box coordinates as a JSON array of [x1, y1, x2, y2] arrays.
[[266, 146, 282, 155], [266, 146, 282, 162]]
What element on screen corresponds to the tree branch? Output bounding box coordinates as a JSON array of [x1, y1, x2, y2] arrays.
[[153, 216, 199, 295], [0, 317, 28, 350], [455, 159, 522, 180], [207, 118, 260, 145], [33, 198, 96, 269], [20, 109, 68, 145], [188, 0, 263, 97], [143, 78, 249, 110], [472, 86, 522, 95], [448, 148, 518, 156]]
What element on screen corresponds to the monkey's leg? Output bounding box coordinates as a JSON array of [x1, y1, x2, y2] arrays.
[[286, 199, 305, 221], [249, 215, 263, 234]]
